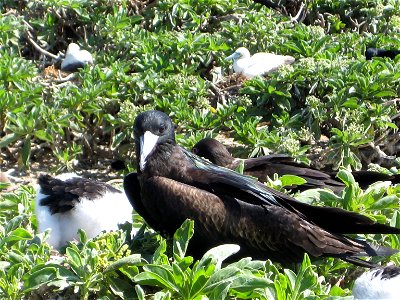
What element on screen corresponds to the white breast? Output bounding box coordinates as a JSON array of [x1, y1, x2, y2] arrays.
[[353, 266, 400, 300], [35, 174, 134, 249]]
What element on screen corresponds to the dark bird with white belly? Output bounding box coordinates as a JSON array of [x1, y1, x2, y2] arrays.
[[36, 173, 133, 248]]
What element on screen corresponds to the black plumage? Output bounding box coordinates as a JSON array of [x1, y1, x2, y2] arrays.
[[38, 174, 121, 214], [36, 173, 133, 249], [192, 138, 400, 193], [365, 48, 400, 60], [124, 110, 400, 267]]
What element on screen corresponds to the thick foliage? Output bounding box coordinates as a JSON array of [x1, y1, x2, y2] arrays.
[[0, 0, 400, 298]]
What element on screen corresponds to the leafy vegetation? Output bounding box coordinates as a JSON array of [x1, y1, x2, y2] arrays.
[[1, 0, 400, 298]]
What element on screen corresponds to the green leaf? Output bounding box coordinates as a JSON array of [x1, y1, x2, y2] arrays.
[[341, 98, 359, 109], [173, 219, 194, 261], [284, 269, 296, 290], [207, 266, 240, 289], [197, 244, 240, 271], [230, 275, 274, 298], [279, 175, 307, 187], [135, 285, 146, 300], [152, 239, 169, 265], [34, 129, 53, 142], [108, 276, 135, 298], [171, 262, 185, 289], [207, 281, 231, 300], [336, 169, 356, 187], [7, 251, 31, 265], [134, 264, 179, 292], [23, 264, 79, 292], [154, 290, 172, 300], [4, 228, 32, 244], [0, 133, 19, 148], [189, 267, 210, 299], [21, 136, 31, 168], [369, 195, 399, 210], [234, 160, 245, 174], [177, 255, 194, 272], [104, 254, 144, 273], [111, 131, 127, 150], [23, 266, 59, 291], [66, 247, 83, 269]]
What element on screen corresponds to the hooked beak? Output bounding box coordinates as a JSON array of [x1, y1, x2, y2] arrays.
[[139, 131, 160, 171], [225, 52, 239, 61]]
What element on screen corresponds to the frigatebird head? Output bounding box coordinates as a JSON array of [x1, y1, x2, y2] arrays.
[[134, 110, 175, 172], [192, 138, 233, 166]]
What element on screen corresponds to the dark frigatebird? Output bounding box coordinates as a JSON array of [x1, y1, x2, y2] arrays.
[[192, 138, 400, 193], [365, 48, 400, 60], [124, 110, 400, 267]]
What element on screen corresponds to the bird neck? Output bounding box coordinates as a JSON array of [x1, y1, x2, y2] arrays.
[[233, 58, 248, 73], [213, 152, 235, 167], [138, 142, 187, 179]]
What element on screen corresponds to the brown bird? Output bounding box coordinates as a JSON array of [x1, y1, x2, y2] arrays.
[[124, 110, 400, 267], [192, 138, 400, 193]]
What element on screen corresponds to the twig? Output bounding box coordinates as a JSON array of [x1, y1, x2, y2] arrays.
[[221, 84, 242, 92], [54, 81, 74, 88], [290, 2, 305, 23], [209, 82, 226, 105], [50, 7, 63, 20], [382, 98, 399, 106], [2, 10, 15, 16], [309, 81, 318, 94], [25, 32, 61, 60], [391, 112, 400, 121], [56, 72, 77, 83], [21, 19, 34, 31], [106, 178, 124, 185]]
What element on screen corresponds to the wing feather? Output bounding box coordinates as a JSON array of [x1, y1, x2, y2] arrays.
[[138, 176, 370, 263]]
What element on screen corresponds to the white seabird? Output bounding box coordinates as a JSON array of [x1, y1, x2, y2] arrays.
[[61, 43, 93, 72], [352, 265, 400, 300], [225, 47, 295, 78], [35, 173, 134, 248]]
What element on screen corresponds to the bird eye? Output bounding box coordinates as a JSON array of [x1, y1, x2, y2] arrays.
[[193, 147, 198, 154], [158, 125, 166, 134]]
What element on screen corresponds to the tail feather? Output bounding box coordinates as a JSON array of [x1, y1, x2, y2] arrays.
[[342, 257, 379, 268], [356, 240, 400, 257], [284, 198, 400, 234], [338, 241, 399, 268], [352, 170, 400, 189]]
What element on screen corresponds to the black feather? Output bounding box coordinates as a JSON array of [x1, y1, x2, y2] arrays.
[[38, 174, 121, 214]]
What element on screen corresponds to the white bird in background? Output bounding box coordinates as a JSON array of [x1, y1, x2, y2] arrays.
[[61, 43, 93, 72], [35, 173, 134, 249], [225, 47, 295, 78], [352, 265, 400, 300]]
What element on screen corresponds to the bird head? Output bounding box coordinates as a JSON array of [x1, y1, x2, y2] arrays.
[[133, 110, 175, 171], [225, 47, 251, 61]]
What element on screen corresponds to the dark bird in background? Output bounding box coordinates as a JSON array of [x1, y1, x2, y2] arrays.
[[352, 265, 400, 299], [124, 110, 400, 267], [365, 48, 400, 60], [192, 138, 400, 193], [36, 173, 134, 248]]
